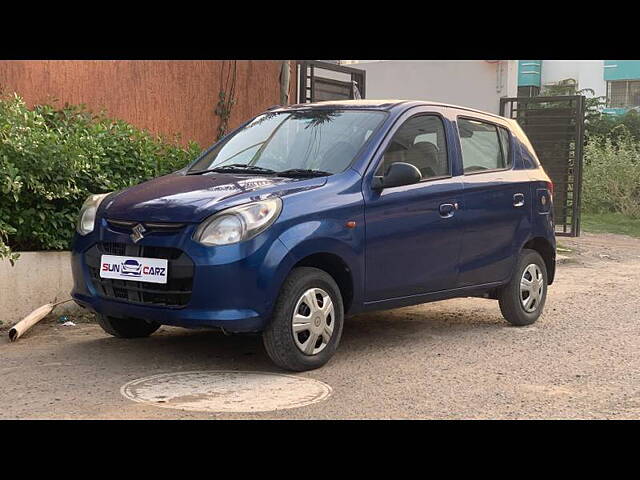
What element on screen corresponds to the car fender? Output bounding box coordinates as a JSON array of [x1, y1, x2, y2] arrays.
[[270, 221, 365, 314]]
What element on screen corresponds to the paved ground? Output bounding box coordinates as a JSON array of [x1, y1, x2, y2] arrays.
[[1, 232, 639, 419]]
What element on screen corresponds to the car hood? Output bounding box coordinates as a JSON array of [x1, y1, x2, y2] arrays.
[[101, 172, 327, 223]]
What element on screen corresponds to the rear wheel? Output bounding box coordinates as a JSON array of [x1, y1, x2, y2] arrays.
[[96, 314, 160, 338], [498, 249, 548, 326], [263, 267, 344, 372]]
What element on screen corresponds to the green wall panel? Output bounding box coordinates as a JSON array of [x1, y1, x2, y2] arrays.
[[604, 61, 640, 81], [518, 60, 542, 87]]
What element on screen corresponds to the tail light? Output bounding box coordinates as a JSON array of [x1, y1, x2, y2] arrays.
[[546, 180, 554, 197]]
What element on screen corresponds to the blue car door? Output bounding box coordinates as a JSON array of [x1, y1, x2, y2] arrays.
[[454, 115, 532, 287], [362, 109, 464, 302]]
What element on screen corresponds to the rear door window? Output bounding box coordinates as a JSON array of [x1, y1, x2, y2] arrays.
[[458, 118, 512, 174]]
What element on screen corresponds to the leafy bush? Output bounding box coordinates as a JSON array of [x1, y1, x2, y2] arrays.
[[583, 130, 640, 218], [540, 78, 640, 143], [587, 109, 640, 145], [0, 93, 201, 262]]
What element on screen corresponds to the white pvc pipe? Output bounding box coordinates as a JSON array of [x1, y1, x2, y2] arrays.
[[8, 299, 71, 342]]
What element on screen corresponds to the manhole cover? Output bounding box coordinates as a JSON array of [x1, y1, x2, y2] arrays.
[[121, 370, 332, 413]]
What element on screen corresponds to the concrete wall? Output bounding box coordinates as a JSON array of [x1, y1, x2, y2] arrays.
[[541, 60, 606, 97], [0, 60, 296, 148], [0, 252, 78, 327], [350, 60, 518, 114]]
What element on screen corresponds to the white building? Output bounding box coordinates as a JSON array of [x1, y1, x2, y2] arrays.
[[339, 60, 519, 115], [339, 60, 640, 116], [539, 60, 606, 97]]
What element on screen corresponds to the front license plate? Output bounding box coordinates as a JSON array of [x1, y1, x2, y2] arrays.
[[99, 254, 168, 284]]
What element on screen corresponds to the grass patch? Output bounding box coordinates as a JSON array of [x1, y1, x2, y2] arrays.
[[581, 212, 640, 238]]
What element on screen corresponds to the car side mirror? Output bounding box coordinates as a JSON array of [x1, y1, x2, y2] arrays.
[[372, 162, 422, 190]]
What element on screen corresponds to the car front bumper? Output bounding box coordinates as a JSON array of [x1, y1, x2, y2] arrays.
[[70, 218, 293, 333]]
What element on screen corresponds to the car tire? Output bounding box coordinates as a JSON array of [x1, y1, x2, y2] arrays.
[[96, 314, 160, 338], [263, 267, 344, 372], [498, 248, 548, 326]]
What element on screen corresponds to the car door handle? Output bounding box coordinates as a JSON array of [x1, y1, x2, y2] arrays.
[[513, 193, 525, 207], [439, 203, 456, 218]]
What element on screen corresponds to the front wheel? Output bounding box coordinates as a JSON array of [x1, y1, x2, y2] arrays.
[[263, 267, 344, 372], [498, 249, 548, 326]]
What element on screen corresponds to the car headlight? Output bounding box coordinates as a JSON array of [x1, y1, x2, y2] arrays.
[[76, 193, 110, 236], [193, 198, 283, 246]]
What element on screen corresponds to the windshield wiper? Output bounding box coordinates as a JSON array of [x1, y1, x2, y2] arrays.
[[187, 164, 277, 175], [276, 168, 333, 178]]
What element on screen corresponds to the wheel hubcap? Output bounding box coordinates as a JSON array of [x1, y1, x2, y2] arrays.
[[520, 263, 544, 313], [292, 288, 335, 355]]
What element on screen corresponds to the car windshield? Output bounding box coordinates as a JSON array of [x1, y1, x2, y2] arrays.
[[187, 109, 386, 175]]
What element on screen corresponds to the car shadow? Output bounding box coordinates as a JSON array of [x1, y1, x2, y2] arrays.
[[62, 327, 276, 372], [56, 303, 505, 374], [340, 304, 505, 353]]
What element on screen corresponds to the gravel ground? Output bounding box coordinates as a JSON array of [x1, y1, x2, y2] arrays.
[[1, 231, 639, 419]]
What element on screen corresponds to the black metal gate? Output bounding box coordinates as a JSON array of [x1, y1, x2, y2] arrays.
[[500, 95, 585, 236], [297, 61, 366, 103]]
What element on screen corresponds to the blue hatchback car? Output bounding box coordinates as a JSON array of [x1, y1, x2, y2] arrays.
[[71, 99, 556, 371]]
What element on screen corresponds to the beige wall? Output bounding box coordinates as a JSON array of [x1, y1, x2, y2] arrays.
[[0, 252, 78, 326]]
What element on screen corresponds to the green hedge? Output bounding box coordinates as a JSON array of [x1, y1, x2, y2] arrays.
[[0, 93, 201, 263], [583, 130, 640, 219]]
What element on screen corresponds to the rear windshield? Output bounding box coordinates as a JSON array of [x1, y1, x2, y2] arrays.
[[188, 109, 387, 174]]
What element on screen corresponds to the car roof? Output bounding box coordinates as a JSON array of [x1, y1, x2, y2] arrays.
[[278, 99, 509, 122], [284, 99, 409, 110]]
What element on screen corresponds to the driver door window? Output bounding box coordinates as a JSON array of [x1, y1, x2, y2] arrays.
[[458, 118, 511, 173], [377, 115, 449, 180]]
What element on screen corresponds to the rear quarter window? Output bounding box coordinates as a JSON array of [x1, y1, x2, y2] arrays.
[[508, 120, 541, 169], [519, 143, 538, 169]]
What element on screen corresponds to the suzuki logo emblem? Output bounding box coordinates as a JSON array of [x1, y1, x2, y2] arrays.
[[130, 223, 146, 243]]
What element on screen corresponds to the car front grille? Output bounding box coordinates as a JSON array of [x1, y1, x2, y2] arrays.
[[106, 219, 186, 235], [85, 242, 194, 307]]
